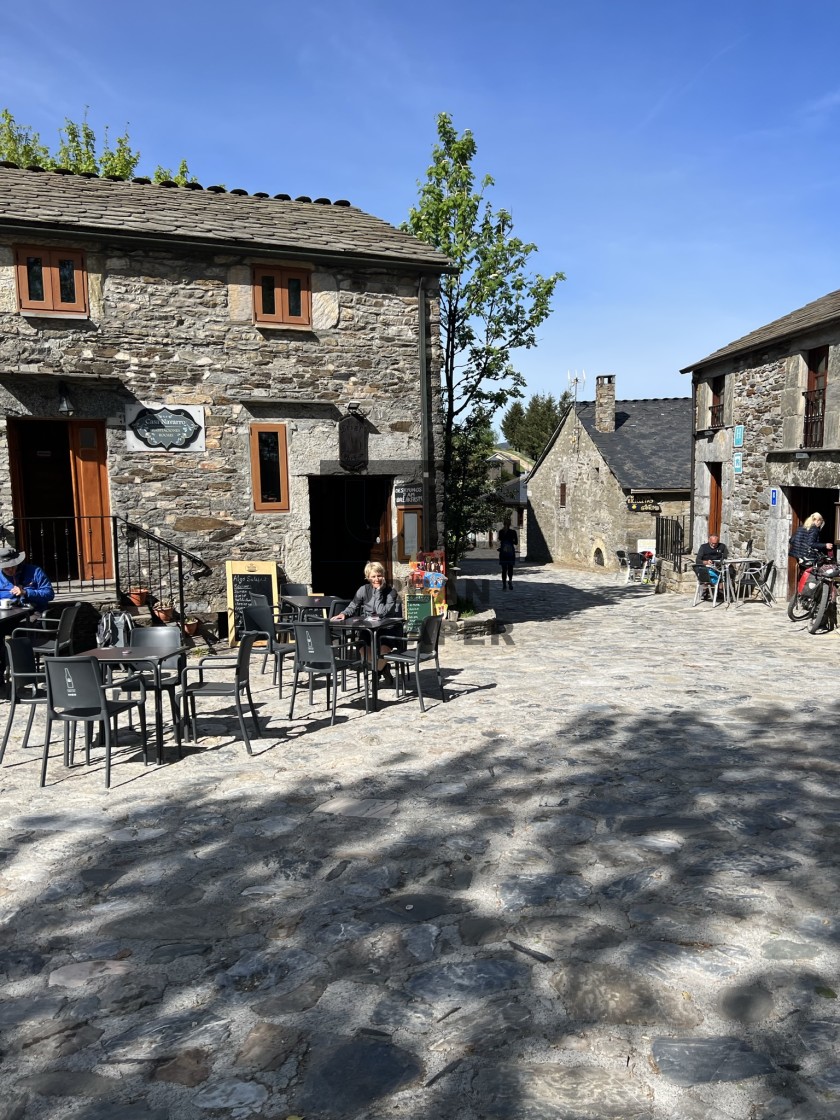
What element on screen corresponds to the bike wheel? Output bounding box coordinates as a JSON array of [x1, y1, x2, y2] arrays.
[[787, 590, 814, 621], [808, 582, 831, 633]]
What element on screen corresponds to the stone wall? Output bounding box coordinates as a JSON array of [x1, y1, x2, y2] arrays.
[[0, 236, 444, 610], [527, 417, 689, 569], [692, 324, 840, 585]]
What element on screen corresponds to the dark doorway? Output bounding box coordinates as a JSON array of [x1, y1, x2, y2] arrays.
[[309, 476, 392, 598], [784, 485, 839, 594]]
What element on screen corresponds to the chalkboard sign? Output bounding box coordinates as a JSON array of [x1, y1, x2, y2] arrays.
[[395, 484, 423, 506], [403, 591, 434, 635], [226, 561, 282, 645]]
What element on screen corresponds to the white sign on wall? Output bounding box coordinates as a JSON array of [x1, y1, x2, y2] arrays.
[[125, 404, 206, 453]]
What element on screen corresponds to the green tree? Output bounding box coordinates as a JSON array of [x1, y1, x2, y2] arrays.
[[405, 112, 563, 561], [0, 108, 192, 182], [446, 410, 506, 561], [502, 391, 571, 460]]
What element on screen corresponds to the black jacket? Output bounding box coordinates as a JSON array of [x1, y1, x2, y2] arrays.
[[344, 582, 400, 619]]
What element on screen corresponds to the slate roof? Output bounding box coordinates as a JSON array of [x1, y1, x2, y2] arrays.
[[531, 397, 693, 491], [0, 164, 452, 271], [681, 286, 840, 373]]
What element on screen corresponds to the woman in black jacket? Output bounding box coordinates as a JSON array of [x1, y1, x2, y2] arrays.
[[331, 561, 400, 685]]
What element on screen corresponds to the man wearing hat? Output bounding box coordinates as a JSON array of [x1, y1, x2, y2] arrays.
[[0, 546, 54, 610]]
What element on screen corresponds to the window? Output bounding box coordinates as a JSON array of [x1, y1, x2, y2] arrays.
[[709, 376, 725, 429], [804, 346, 828, 449], [397, 507, 423, 561], [558, 482, 567, 507], [15, 246, 88, 314], [249, 424, 290, 511], [252, 264, 311, 327]]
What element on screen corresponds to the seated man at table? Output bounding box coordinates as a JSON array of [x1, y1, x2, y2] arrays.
[[694, 534, 726, 601], [331, 561, 400, 686], [0, 546, 54, 611]]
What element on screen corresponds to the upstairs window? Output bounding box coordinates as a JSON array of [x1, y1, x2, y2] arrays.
[[249, 423, 290, 512], [15, 246, 88, 315], [709, 376, 725, 429], [252, 265, 311, 327], [803, 346, 828, 449]]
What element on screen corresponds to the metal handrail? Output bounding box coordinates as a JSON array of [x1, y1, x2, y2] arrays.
[[803, 388, 826, 449]]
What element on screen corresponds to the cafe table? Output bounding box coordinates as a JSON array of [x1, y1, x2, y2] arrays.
[[328, 616, 405, 713], [75, 645, 187, 763]]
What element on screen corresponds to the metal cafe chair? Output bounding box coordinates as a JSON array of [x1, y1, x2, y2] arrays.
[[624, 552, 645, 583], [288, 619, 369, 726], [383, 613, 446, 713], [241, 600, 295, 696], [13, 601, 82, 662], [112, 627, 186, 756], [737, 559, 776, 605], [41, 656, 148, 789], [0, 637, 47, 763], [179, 632, 262, 754]]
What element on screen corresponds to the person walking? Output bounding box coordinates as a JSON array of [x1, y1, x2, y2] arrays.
[[497, 517, 518, 590]]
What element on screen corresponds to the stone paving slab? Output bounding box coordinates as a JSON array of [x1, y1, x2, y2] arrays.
[[0, 561, 839, 1118]]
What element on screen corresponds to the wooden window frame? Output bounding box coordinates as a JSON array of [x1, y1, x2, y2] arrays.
[[249, 423, 290, 512], [397, 506, 423, 562], [558, 482, 567, 507], [15, 246, 88, 315], [252, 264, 312, 327], [709, 376, 725, 429]]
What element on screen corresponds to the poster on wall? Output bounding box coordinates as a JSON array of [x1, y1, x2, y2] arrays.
[[125, 404, 206, 452]]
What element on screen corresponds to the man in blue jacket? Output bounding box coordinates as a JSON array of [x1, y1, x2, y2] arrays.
[[0, 546, 55, 610]]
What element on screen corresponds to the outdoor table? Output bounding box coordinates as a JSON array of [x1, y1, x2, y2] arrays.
[[328, 616, 404, 713], [281, 595, 334, 621], [0, 605, 35, 698], [76, 645, 188, 764]]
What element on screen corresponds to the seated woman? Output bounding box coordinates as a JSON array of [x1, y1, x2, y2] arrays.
[[331, 561, 400, 686]]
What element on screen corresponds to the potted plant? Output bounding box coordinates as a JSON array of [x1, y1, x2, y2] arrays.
[[153, 600, 175, 623], [183, 615, 201, 636], [128, 587, 149, 607]]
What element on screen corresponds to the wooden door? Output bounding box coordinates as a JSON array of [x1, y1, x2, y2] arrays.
[[69, 421, 112, 580], [708, 463, 722, 538], [368, 491, 393, 583]]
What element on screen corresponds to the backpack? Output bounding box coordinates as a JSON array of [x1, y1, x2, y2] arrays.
[[97, 610, 134, 648]]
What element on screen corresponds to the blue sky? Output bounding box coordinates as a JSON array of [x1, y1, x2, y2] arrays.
[[3, 0, 840, 405]]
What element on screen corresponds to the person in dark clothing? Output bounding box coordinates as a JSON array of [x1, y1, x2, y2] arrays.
[[694, 534, 726, 601], [0, 546, 54, 610], [331, 561, 400, 685], [789, 513, 830, 560], [497, 517, 518, 590]]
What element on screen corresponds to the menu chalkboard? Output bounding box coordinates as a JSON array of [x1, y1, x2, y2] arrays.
[[404, 591, 434, 635], [225, 561, 282, 645]]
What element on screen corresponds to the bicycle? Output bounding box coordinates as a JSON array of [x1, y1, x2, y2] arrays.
[[808, 556, 840, 633], [787, 548, 831, 622]]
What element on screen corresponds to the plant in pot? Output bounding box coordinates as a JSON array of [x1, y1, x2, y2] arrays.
[[128, 587, 149, 607], [153, 599, 175, 623], [183, 615, 201, 636]]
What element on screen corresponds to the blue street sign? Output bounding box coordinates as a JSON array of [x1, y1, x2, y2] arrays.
[[771, 488, 778, 506], [733, 452, 743, 475], [733, 424, 744, 448]]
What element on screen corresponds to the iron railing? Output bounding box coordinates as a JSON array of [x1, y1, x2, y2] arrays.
[[803, 388, 825, 449], [0, 515, 210, 622], [709, 402, 725, 429], [656, 514, 689, 570]]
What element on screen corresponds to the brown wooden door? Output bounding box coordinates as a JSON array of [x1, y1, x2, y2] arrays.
[[69, 421, 112, 580], [708, 463, 722, 538]]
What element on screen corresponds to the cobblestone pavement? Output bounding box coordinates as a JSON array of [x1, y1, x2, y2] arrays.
[[1, 560, 839, 1120]]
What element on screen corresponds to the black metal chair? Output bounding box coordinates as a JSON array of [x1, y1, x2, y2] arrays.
[[289, 619, 369, 726], [624, 553, 645, 584], [112, 627, 186, 756], [241, 601, 295, 696], [383, 613, 446, 713], [179, 632, 262, 754], [0, 637, 47, 762], [12, 601, 82, 661], [41, 656, 148, 789], [281, 582, 309, 596], [738, 559, 775, 605]]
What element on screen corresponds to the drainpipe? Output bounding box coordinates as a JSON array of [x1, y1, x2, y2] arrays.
[[689, 372, 698, 554], [417, 275, 432, 551]]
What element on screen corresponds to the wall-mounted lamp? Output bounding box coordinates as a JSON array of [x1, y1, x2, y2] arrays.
[[57, 381, 75, 417], [795, 450, 810, 460], [347, 400, 363, 413]]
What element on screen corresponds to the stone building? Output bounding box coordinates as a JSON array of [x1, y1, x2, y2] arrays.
[[526, 376, 691, 569], [0, 164, 451, 616], [681, 286, 840, 595]]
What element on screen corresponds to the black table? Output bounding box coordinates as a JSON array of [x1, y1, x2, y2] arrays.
[[77, 646, 187, 763], [329, 617, 404, 712]]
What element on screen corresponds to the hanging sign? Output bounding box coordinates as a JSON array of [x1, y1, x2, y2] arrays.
[[733, 424, 745, 448], [733, 452, 743, 475], [125, 405, 205, 452], [626, 497, 661, 513]]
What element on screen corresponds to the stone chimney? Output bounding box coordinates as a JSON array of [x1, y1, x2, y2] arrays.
[[595, 375, 616, 433]]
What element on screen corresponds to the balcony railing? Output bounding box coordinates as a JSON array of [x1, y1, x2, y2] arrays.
[[803, 388, 826, 449], [709, 402, 725, 429], [656, 513, 689, 570]]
